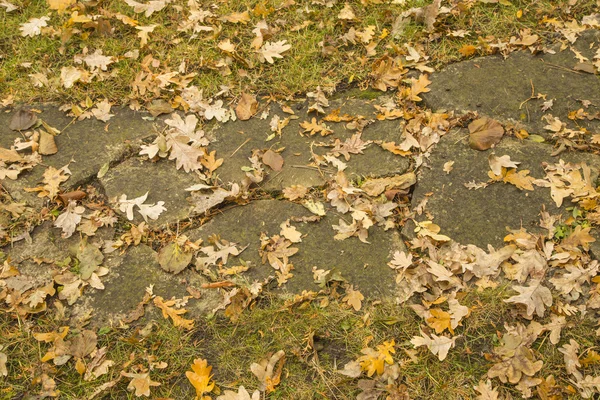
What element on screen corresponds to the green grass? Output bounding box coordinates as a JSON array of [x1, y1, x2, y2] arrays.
[[1, 0, 595, 104]]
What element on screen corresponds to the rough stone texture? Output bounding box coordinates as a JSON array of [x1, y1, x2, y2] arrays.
[[80, 244, 220, 326], [207, 94, 409, 190], [423, 30, 600, 137], [1, 105, 159, 205], [187, 199, 403, 297], [407, 129, 600, 248], [100, 157, 201, 226]]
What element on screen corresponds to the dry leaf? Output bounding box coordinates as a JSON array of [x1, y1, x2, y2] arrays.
[[468, 118, 504, 150], [9, 108, 37, 130], [250, 350, 285, 392], [153, 296, 194, 329], [410, 331, 457, 361], [343, 285, 364, 311], [39, 130, 58, 155], [262, 150, 284, 171], [474, 379, 500, 400], [505, 280, 552, 318], [157, 242, 193, 274], [235, 93, 258, 120], [122, 372, 161, 397], [186, 358, 215, 399], [0, 351, 7, 377], [259, 40, 291, 64]]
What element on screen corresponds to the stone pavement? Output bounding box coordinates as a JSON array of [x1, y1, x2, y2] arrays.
[[2, 31, 600, 325]]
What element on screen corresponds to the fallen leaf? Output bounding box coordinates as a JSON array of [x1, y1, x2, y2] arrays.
[[39, 130, 58, 155], [0, 351, 7, 377], [20, 16, 50, 37], [474, 379, 500, 400], [343, 285, 364, 311], [186, 358, 215, 399], [122, 372, 161, 397], [258, 40, 291, 64], [410, 331, 457, 361], [468, 118, 504, 150], [153, 296, 194, 329], [9, 108, 37, 130], [157, 242, 193, 274], [262, 150, 284, 171], [505, 280, 552, 318], [250, 350, 285, 392], [235, 93, 258, 120], [217, 386, 260, 400]]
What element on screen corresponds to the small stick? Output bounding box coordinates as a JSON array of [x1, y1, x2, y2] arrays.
[[229, 138, 251, 158]]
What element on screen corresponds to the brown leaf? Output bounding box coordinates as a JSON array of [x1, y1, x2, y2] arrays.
[[69, 330, 97, 359], [468, 118, 504, 150], [9, 107, 37, 131], [0, 147, 24, 163], [262, 150, 284, 171], [57, 190, 86, 206], [235, 93, 258, 120], [38, 130, 58, 155]]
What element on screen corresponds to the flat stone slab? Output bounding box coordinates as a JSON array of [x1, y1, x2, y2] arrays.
[[424, 30, 600, 137], [1, 105, 159, 205], [207, 94, 410, 190], [187, 199, 403, 297], [408, 130, 600, 248], [78, 244, 220, 327], [99, 157, 201, 227]]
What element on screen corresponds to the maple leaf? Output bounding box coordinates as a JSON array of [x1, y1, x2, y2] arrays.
[[282, 185, 308, 201], [55, 200, 85, 238], [411, 332, 457, 361], [549, 262, 599, 299], [201, 150, 223, 175], [357, 340, 395, 377], [370, 56, 406, 91], [407, 74, 431, 102], [167, 134, 205, 172], [259, 40, 291, 64], [474, 379, 500, 400], [60, 66, 85, 89], [81, 49, 114, 71], [91, 99, 113, 122], [20, 16, 49, 37], [122, 372, 161, 397], [343, 285, 364, 311], [40, 165, 70, 199], [279, 220, 302, 243], [562, 225, 596, 250], [186, 358, 215, 399], [153, 296, 194, 329], [426, 308, 453, 334], [504, 280, 552, 318], [331, 132, 371, 160], [250, 350, 285, 392], [489, 154, 520, 175]]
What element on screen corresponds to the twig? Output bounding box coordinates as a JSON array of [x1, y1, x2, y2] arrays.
[[229, 138, 251, 158]]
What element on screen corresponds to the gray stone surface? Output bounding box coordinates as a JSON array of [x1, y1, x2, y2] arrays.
[[81, 244, 220, 326], [423, 30, 600, 137], [407, 129, 600, 248], [1, 105, 159, 205], [99, 157, 200, 226], [187, 199, 403, 297], [207, 95, 409, 190]]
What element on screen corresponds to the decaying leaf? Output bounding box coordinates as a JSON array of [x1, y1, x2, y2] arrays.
[[262, 149, 284, 171], [9, 108, 37, 131], [235, 93, 258, 120], [157, 242, 193, 274], [504, 280, 553, 318], [468, 118, 504, 150], [250, 350, 285, 392]]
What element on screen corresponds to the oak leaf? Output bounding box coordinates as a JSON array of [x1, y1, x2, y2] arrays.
[[504, 280, 552, 318], [153, 296, 194, 329], [186, 358, 215, 399], [251, 350, 285, 392], [411, 331, 457, 361], [20, 17, 49, 37]]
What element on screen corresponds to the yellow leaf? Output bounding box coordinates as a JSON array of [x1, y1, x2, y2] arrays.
[[357, 339, 395, 377], [426, 308, 453, 334], [343, 285, 364, 311], [458, 44, 477, 57], [47, 0, 75, 13], [186, 359, 215, 399], [75, 358, 86, 375]]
